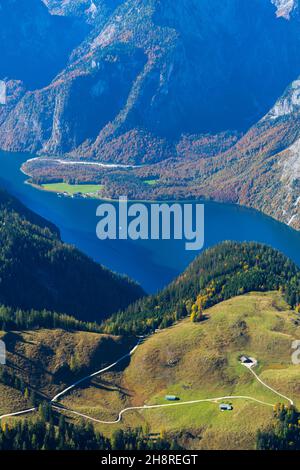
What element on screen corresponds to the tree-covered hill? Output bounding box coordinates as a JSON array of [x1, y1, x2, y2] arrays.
[[0, 190, 144, 322], [257, 405, 300, 450], [103, 241, 300, 335]]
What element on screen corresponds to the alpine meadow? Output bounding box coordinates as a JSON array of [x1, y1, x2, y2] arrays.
[[1, 0, 300, 456]]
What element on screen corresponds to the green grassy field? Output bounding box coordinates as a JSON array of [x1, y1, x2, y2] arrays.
[[41, 183, 104, 195], [144, 179, 159, 186], [60, 292, 300, 449]]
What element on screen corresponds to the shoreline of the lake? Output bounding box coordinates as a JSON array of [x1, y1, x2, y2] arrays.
[[2, 149, 300, 293]]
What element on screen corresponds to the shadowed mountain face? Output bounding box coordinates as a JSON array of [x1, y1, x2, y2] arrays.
[[0, 0, 88, 89]]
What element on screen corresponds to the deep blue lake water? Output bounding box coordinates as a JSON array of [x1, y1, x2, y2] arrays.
[[1, 150, 300, 294]]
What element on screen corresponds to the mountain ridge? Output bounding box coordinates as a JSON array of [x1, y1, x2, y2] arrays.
[[1, 0, 300, 232]]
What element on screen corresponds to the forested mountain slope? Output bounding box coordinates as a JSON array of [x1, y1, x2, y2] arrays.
[[3, 0, 299, 233], [0, 190, 144, 322]]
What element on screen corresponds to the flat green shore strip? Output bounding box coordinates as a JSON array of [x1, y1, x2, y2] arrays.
[[42, 183, 104, 195]]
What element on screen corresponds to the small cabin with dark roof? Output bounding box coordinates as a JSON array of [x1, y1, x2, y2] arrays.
[[219, 404, 233, 411], [240, 355, 253, 364]]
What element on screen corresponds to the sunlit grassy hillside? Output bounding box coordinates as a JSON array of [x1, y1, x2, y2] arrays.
[[60, 292, 300, 449]]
